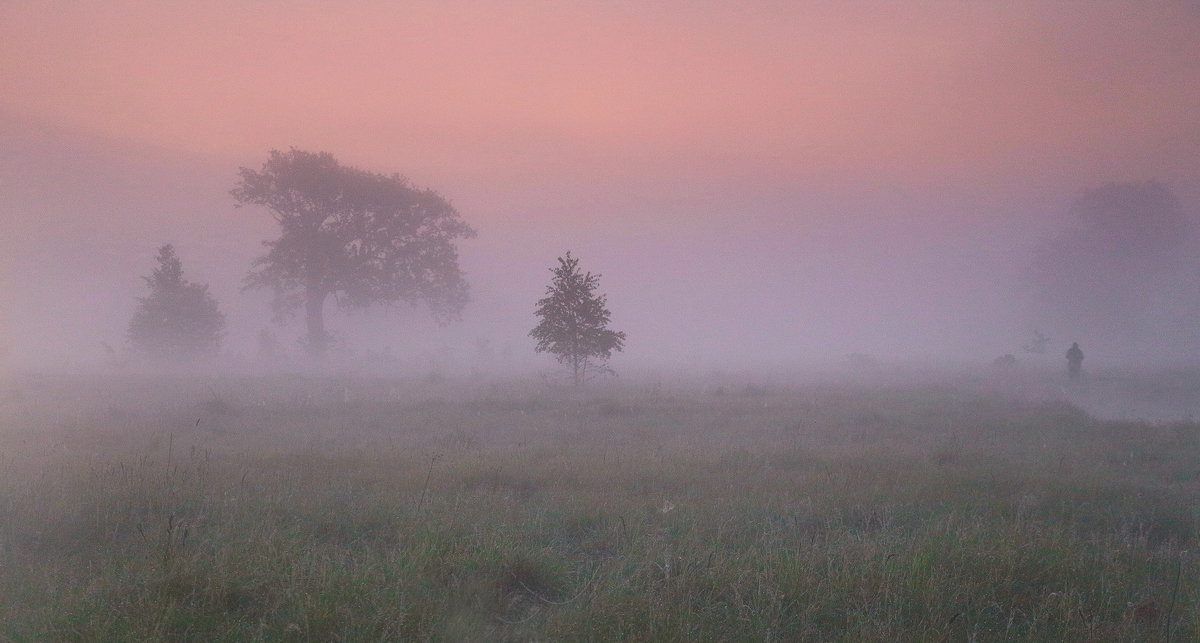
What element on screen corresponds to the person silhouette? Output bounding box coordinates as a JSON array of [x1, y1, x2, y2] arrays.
[[1066, 342, 1084, 380]]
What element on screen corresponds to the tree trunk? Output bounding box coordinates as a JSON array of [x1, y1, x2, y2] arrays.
[[305, 289, 328, 360]]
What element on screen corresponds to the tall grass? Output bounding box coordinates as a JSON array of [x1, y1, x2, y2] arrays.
[[0, 373, 1196, 640]]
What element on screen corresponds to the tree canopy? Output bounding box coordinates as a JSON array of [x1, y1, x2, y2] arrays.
[[128, 244, 225, 362], [1029, 181, 1195, 343], [232, 149, 475, 359], [530, 252, 626, 385]]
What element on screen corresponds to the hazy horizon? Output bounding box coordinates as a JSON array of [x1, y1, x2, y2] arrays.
[[3, 1, 1199, 373]]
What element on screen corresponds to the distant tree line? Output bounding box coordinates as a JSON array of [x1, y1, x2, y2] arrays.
[[131, 149, 1194, 380], [126, 148, 625, 383]]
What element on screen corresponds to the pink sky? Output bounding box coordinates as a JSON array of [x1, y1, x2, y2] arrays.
[[2, 1, 1199, 369], [4, 1, 1197, 206]]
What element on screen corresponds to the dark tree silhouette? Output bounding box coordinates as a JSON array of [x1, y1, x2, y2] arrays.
[[128, 244, 225, 362], [232, 149, 476, 359], [530, 252, 626, 385]]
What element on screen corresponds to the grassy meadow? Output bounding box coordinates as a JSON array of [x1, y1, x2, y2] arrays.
[[0, 370, 1197, 641]]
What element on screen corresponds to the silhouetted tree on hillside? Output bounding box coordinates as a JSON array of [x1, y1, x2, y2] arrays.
[[232, 149, 475, 359], [530, 252, 626, 385], [128, 244, 225, 362]]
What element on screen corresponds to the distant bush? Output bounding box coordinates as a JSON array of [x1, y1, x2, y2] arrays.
[[128, 245, 225, 362]]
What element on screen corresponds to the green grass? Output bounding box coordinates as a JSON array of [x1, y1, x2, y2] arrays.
[[1, 372, 1197, 641]]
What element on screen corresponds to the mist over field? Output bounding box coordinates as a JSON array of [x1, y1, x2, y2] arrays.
[[3, 1, 1199, 375], [3, 2, 1200, 639], [4, 113, 1199, 375], [0, 115, 1061, 373]]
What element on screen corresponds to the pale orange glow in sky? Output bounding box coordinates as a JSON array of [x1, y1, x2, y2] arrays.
[[4, 0, 1198, 204]]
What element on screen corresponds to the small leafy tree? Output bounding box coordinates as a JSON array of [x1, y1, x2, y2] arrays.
[[128, 244, 225, 362], [530, 252, 626, 385], [232, 149, 476, 360]]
